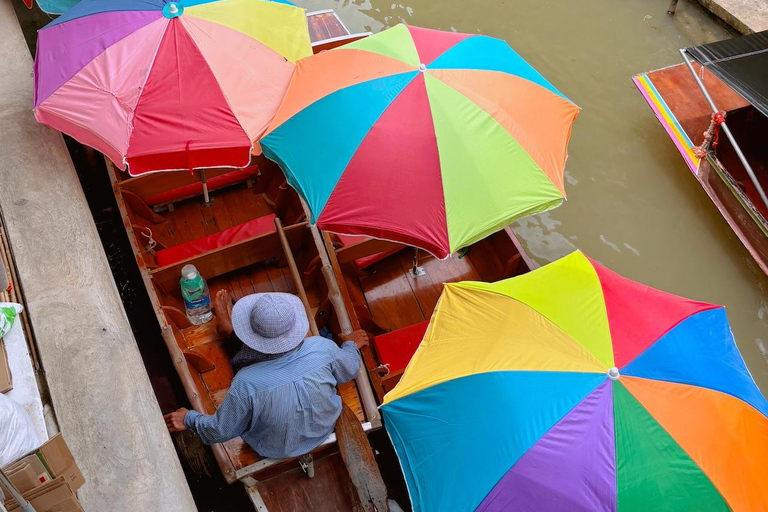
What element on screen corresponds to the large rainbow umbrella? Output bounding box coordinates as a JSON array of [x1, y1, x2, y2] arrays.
[[382, 251, 768, 512], [260, 24, 579, 259], [34, 0, 312, 175]]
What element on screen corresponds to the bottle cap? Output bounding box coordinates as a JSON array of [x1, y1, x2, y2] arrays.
[[181, 264, 198, 280]]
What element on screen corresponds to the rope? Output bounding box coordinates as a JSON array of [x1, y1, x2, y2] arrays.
[[141, 227, 157, 255], [693, 110, 726, 159]]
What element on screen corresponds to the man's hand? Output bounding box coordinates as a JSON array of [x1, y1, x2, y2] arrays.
[[164, 408, 190, 433], [340, 329, 370, 349]]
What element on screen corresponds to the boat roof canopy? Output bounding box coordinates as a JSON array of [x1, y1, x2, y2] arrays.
[[685, 30, 768, 118]]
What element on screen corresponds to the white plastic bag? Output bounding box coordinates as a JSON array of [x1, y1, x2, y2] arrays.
[[0, 392, 40, 467]]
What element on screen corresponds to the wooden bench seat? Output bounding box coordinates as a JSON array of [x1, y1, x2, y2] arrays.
[[145, 166, 259, 207], [334, 234, 404, 270], [150, 222, 306, 293], [156, 214, 277, 267], [372, 320, 429, 375]]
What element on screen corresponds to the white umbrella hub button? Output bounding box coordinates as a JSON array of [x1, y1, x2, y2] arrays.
[[607, 367, 620, 381], [419, 63, 427, 72], [164, 2, 184, 18]]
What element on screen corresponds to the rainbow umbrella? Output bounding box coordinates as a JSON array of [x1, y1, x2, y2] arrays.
[[260, 24, 579, 259], [34, 0, 312, 175], [382, 251, 768, 512]]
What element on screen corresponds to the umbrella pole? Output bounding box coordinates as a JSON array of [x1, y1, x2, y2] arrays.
[[409, 247, 425, 278], [300, 200, 381, 425], [198, 169, 212, 206]]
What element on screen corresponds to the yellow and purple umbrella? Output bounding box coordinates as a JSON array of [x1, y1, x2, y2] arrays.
[[34, 0, 311, 175], [382, 251, 768, 512], [260, 24, 579, 259]]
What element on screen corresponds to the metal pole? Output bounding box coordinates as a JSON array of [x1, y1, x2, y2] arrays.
[[0, 469, 36, 512], [300, 200, 380, 424], [198, 169, 211, 205], [275, 217, 319, 336], [409, 247, 425, 278], [679, 49, 768, 210]]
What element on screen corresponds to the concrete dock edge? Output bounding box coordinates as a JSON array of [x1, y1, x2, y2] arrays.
[[0, 1, 198, 510], [695, 0, 768, 34]]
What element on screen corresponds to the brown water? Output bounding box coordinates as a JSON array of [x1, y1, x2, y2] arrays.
[[301, 0, 768, 390]]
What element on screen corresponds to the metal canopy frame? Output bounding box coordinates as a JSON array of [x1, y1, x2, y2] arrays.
[[679, 48, 768, 211]]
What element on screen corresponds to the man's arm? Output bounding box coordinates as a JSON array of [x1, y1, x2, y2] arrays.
[[168, 384, 254, 445], [331, 330, 368, 384]]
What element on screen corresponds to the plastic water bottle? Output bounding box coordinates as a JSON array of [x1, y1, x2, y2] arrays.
[[180, 264, 213, 325]]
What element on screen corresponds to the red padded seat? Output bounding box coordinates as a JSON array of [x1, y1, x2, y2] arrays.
[[373, 321, 430, 374], [145, 166, 259, 206], [336, 234, 402, 270], [156, 214, 276, 267]]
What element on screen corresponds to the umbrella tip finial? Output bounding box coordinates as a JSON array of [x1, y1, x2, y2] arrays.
[[169, 3, 179, 13], [419, 63, 426, 72], [607, 367, 620, 381]]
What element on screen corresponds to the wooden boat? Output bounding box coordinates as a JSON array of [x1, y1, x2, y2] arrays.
[[106, 13, 536, 511], [634, 32, 768, 274]]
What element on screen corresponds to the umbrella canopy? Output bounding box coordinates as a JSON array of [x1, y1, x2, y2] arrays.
[[382, 251, 768, 512], [34, 0, 312, 175], [20, 0, 79, 14], [260, 24, 579, 259]]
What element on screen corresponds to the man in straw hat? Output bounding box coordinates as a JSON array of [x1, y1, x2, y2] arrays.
[[164, 291, 368, 460]]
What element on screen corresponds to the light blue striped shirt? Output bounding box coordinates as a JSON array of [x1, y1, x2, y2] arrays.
[[184, 337, 360, 459]]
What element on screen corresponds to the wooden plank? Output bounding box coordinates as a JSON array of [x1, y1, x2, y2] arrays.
[[335, 238, 406, 265], [150, 223, 306, 292], [359, 254, 425, 332], [336, 405, 388, 512], [119, 167, 237, 198], [257, 452, 362, 512]]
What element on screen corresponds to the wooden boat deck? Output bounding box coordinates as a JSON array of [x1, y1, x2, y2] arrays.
[[359, 235, 520, 332]]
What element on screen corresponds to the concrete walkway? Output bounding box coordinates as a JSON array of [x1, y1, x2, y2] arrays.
[[0, 1, 197, 510], [696, 0, 768, 34]]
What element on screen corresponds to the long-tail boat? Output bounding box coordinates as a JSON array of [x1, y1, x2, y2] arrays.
[[634, 30, 768, 274], [106, 14, 535, 511]]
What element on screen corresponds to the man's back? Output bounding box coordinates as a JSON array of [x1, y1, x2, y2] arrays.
[[184, 336, 360, 459]]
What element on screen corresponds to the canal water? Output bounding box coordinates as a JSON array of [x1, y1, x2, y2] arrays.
[[298, 0, 768, 390]]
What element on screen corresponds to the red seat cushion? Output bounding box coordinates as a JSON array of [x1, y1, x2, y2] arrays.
[[156, 214, 276, 267], [145, 166, 259, 206], [335, 234, 402, 270], [373, 321, 430, 374]]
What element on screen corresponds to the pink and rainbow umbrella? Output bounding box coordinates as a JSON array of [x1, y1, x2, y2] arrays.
[[34, 0, 312, 175], [261, 24, 580, 259], [383, 251, 768, 511]]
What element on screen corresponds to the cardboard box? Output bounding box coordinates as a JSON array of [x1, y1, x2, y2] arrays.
[[4, 477, 83, 512], [36, 434, 85, 492], [0, 336, 11, 393], [2, 433, 84, 496], [1, 455, 52, 494]]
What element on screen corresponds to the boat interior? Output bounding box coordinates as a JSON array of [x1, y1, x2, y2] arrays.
[[103, 9, 536, 509], [106, 149, 535, 506]]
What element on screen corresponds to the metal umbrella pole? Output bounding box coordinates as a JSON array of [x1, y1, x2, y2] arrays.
[[679, 48, 768, 211], [0, 468, 36, 512], [198, 169, 212, 205]]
